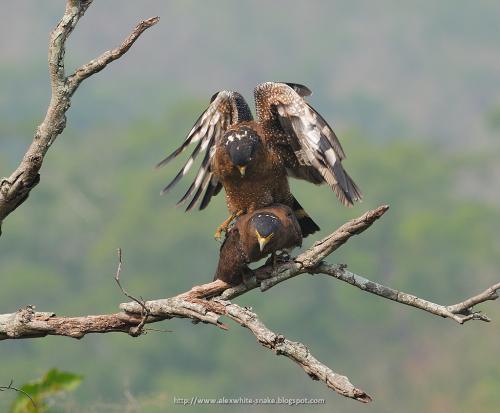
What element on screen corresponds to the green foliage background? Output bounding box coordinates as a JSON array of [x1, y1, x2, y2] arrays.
[[10, 369, 82, 413], [1, 1, 499, 412]]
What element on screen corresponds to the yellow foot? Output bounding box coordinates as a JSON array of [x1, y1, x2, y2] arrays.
[[214, 211, 243, 241], [214, 227, 225, 242]]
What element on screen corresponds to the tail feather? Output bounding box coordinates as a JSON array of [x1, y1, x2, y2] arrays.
[[291, 197, 320, 238]]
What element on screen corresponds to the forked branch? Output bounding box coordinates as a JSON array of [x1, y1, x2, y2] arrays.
[[0, 0, 159, 236]]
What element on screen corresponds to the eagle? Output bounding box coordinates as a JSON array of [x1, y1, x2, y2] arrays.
[[157, 82, 362, 238], [213, 204, 302, 285]]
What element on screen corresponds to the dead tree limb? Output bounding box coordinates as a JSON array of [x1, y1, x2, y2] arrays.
[[313, 264, 499, 324], [214, 299, 372, 402], [1, 205, 498, 403], [0, 0, 159, 236]]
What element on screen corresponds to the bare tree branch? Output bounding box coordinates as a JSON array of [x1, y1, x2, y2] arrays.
[[312, 263, 498, 324], [447, 282, 500, 316], [0, 1, 159, 236], [0, 206, 498, 402], [66, 16, 160, 95], [214, 299, 372, 403], [0, 301, 224, 341]]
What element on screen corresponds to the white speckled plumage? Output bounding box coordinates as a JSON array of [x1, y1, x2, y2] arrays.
[[157, 82, 362, 217]]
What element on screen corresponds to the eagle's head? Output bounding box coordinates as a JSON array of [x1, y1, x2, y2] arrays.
[[222, 126, 261, 177], [249, 212, 281, 252]]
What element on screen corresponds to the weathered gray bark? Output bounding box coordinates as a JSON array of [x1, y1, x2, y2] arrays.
[[0, 0, 158, 236]]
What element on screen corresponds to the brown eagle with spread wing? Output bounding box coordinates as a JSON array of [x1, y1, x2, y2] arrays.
[[157, 82, 362, 238]]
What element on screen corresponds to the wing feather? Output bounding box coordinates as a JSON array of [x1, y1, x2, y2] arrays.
[[157, 91, 252, 210], [177, 137, 214, 209], [255, 82, 361, 206], [160, 139, 204, 194], [283, 82, 312, 97]]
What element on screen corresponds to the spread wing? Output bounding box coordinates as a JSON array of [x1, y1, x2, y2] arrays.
[[156, 91, 253, 211], [254, 82, 362, 207]]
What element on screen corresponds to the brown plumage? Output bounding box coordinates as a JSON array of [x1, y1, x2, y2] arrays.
[[213, 122, 286, 213], [254, 82, 362, 206], [157, 82, 362, 237], [213, 205, 302, 284]]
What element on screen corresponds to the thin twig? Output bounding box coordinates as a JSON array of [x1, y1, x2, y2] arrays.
[[0, 379, 36, 408], [114, 248, 150, 336], [144, 327, 173, 333]]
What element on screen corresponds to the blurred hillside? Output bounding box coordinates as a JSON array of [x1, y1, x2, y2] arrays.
[[1, 1, 499, 413], [1, 1, 500, 150]]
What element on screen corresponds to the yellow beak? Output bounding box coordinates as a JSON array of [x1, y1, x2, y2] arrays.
[[238, 165, 246, 177], [256, 230, 273, 252]]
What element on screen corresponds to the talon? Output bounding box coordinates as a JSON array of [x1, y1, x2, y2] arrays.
[[264, 252, 278, 269], [214, 211, 244, 241], [265, 250, 289, 268], [276, 250, 291, 263], [214, 228, 224, 242]]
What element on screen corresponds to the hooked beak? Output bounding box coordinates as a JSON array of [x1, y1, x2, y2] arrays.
[[256, 230, 273, 252], [238, 165, 246, 177]]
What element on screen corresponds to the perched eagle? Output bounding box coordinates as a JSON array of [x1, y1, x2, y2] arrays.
[[213, 204, 302, 285], [157, 82, 362, 238]]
